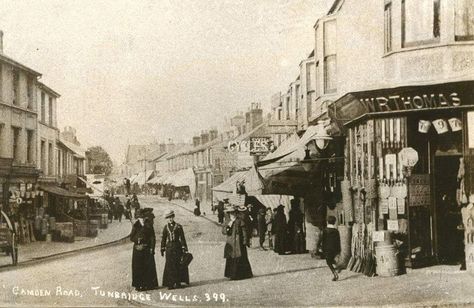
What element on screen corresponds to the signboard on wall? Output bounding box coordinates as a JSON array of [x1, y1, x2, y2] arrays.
[[228, 137, 272, 155], [408, 174, 431, 207]]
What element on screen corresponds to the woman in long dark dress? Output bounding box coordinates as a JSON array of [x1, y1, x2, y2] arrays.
[[288, 200, 305, 254], [130, 209, 158, 291], [161, 210, 189, 289], [272, 205, 288, 255], [223, 207, 253, 280]]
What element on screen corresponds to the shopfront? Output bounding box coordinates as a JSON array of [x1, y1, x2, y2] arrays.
[[333, 80, 474, 268]]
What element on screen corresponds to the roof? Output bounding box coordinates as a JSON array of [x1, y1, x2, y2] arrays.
[[58, 138, 86, 159], [0, 53, 41, 76], [37, 82, 61, 98], [211, 122, 268, 150], [125, 144, 161, 163], [39, 184, 87, 199], [327, 0, 344, 15]]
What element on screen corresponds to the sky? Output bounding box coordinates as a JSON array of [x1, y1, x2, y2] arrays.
[[1, 0, 332, 163]]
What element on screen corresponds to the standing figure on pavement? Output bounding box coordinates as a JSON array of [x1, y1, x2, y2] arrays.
[[115, 197, 124, 222], [130, 209, 159, 291], [265, 207, 274, 249], [194, 199, 201, 216], [272, 205, 288, 255], [238, 205, 253, 247], [321, 215, 341, 281], [161, 210, 189, 289], [217, 201, 225, 224], [288, 199, 305, 254], [257, 208, 267, 250], [223, 207, 253, 280]]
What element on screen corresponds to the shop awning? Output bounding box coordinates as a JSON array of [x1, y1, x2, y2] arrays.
[[132, 170, 154, 185], [39, 185, 88, 199], [147, 174, 162, 184], [212, 166, 265, 200], [167, 168, 195, 187]]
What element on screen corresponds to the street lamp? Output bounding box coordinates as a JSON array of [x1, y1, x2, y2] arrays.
[[301, 124, 333, 172]]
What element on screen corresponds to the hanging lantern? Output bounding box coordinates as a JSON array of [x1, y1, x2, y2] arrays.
[[432, 119, 449, 134]]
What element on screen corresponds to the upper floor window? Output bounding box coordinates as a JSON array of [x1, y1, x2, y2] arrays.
[[384, 1, 393, 52], [41, 92, 45, 123], [12, 127, 20, 162], [306, 62, 315, 93], [12, 69, 19, 105], [286, 97, 291, 120], [324, 20, 337, 93], [48, 97, 53, 126], [315, 60, 320, 96], [26, 130, 34, 163], [27, 77, 34, 109], [455, 0, 474, 41], [402, 0, 440, 47]]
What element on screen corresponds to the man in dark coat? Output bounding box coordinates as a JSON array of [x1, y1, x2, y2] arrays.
[[321, 215, 341, 281], [272, 205, 288, 255], [161, 210, 189, 289], [130, 209, 158, 291], [217, 201, 225, 224], [223, 207, 253, 280], [288, 199, 305, 254], [257, 208, 267, 250]]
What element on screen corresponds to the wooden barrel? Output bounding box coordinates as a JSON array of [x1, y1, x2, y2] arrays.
[[49, 217, 56, 231], [102, 214, 108, 229], [375, 244, 399, 277], [74, 220, 88, 237], [89, 220, 99, 237], [466, 244, 474, 274], [56, 222, 74, 242], [337, 225, 352, 268]]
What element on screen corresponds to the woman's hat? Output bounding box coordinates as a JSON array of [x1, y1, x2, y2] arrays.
[[164, 210, 175, 219], [135, 209, 145, 218], [237, 205, 247, 212]]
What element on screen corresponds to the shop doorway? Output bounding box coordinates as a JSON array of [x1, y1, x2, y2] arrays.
[[434, 154, 464, 264]]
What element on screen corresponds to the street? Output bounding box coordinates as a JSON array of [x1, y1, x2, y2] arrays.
[[0, 196, 472, 307]]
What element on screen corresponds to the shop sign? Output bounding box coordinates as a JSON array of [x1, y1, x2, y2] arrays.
[[399, 147, 418, 167], [359, 92, 461, 113], [408, 174, 431, 207], [228, 137, 273, 155]]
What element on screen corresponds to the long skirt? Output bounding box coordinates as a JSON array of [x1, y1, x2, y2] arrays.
[[163, 242, 190, 287], [224, 245, 253, 280], [132, 248, 158, 290], [274, 231, 287, 254]]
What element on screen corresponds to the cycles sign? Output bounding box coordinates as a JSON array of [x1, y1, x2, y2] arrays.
[[227, 137, 273, 155]]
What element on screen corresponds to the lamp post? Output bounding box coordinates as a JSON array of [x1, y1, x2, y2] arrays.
[[301, 123, 333, 172]]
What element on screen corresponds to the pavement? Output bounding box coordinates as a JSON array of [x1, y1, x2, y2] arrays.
[[0, 213, 132, 269], [0, 195, 472, 307]]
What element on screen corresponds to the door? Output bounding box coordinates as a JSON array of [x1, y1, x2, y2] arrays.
[[434, 155, 464, 264]]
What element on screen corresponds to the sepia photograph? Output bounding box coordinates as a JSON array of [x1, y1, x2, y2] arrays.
[[0, 0, 473, 306]]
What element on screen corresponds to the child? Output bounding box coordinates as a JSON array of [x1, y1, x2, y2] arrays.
[[321, 216, 341, 281]]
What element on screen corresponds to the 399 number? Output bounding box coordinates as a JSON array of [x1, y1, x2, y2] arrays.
[[204, 293, 228, 303]]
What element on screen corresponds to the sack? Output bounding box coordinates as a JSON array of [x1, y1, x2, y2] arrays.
[[181, 252, 193, 267]]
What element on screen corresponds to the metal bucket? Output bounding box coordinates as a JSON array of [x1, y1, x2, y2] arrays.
[[466, 244, 474, 274], [375, 244, 399, 277]]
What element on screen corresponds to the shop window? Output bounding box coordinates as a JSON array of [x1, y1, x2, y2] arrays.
[[402, 0, 440, 47], [26, 130, 34, 163], [384, 1, 393, 53], [12, 69, 19, 106], [324, 20, 337, 93], [455, 0, 474, 41], [41, 92, 45, 123]]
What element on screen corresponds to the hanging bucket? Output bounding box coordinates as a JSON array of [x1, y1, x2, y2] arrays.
[[375, 244, 400, 277], [466, 244, 474, 274]]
